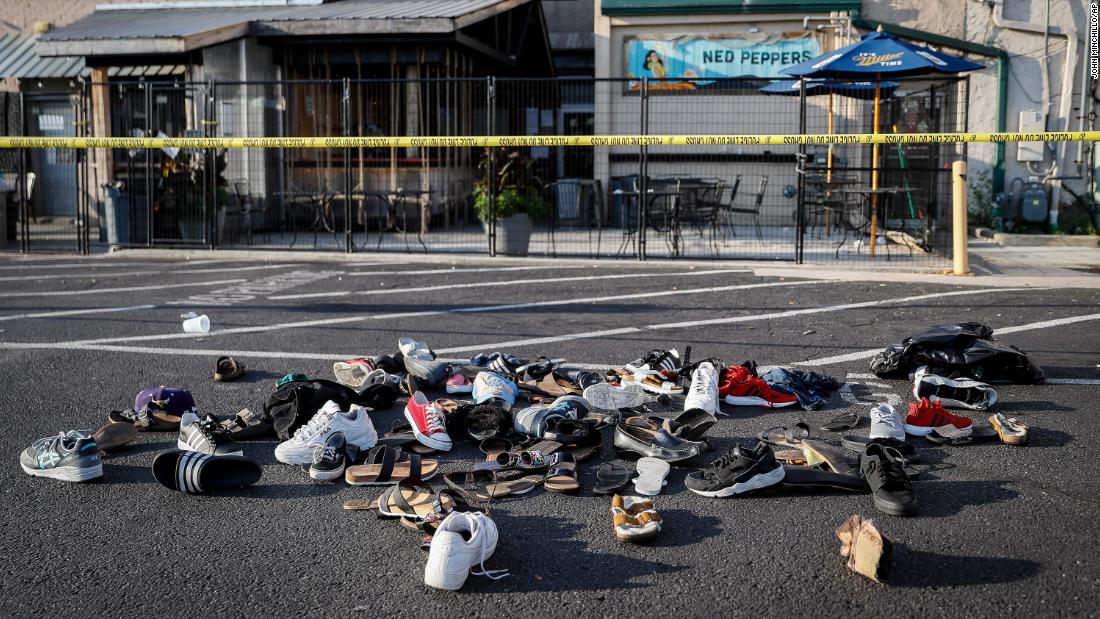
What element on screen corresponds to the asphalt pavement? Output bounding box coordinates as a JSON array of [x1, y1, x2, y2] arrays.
[[0, 254, 1098, 618]]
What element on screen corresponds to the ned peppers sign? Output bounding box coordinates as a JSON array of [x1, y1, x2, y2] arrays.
[[625, 33, 820, 90]]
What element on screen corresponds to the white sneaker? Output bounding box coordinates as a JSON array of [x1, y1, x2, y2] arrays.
[[869, 404, 905, 442], [424, 512, 508, 590], [472, 371, 518, 412], [398, 337, 434, 361], [582, 381, 645, 410], [683, 361, 719, 414], [274, 400, 377, 465]]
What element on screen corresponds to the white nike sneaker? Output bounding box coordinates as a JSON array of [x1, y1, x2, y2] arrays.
[[274, 400, 377, 465], [683, 361, 719, 414], [868, 404, 905, 442], [424, 511, 508, 591]]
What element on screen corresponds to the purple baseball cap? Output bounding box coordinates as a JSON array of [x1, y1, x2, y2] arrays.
[[134, 387, 196, 416]]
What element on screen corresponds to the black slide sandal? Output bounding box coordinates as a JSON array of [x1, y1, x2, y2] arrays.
[[152, 450, 261, 494]]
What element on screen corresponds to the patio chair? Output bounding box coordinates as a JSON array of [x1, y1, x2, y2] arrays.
[[546, 179, 605, 258], [723, 175, 767, 242], [678, 178, 725, 256]]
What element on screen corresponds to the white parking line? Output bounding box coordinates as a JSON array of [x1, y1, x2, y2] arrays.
[[434, 287, 1031, 354], [1045, 378, 1100, 385], [0, 304, 156, 322], [52, 279, 821, 346], [268, 269, 748, 300], [2, 278, 248, 298], [0, 263, 294, 282], [793, 311, 1100, 367], [342, 265, 604, 276]]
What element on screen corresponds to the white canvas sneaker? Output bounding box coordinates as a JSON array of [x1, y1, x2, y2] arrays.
[[868, 404, 905, 442], [274, 400, 377, 465], [424, 512, 508, 591], [683, 361, 719, 414]]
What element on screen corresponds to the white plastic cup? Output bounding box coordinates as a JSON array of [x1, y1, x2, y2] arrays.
[[182, 314, 210, 333]]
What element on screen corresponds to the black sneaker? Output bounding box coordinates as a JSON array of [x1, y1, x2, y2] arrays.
[[310, 431, 347, 482], [860, 443, 917, 516], [626, 349, 681, 376], [685, 438, 785, 498], [177, 412, 243, 456], [20, 431, 103, 482]]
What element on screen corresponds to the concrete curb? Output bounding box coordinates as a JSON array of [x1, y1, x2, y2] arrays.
[[973, 228, 1099, 247]]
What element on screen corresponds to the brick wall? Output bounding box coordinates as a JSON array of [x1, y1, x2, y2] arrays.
[[0, 0, 168, 34]]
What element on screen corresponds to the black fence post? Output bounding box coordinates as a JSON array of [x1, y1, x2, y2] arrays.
[[207, 79, 217, 250], [18, 91, 28, 253], [343, 78, 353, 254], [143, 83, 153, 247], [638, 76, 648, 262], [487, 76, 497, 258], [77, 79, 88, 254], [795, 79, 807, 264]]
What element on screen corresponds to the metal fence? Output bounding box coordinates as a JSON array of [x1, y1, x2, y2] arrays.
[[2, 75, 967, 265]]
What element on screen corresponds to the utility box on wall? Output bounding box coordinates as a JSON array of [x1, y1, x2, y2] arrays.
[[1016, 111, 1044, 162]]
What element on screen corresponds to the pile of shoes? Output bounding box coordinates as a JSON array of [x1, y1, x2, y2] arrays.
[[17, 324, 1043, 591]]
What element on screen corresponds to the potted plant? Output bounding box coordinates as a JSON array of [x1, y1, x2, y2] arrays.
[[474, 147, 547, 255], [158, 150, 228, 242]]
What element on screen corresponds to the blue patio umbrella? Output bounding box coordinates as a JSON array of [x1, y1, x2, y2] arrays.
[[780, 29, 984, 79], [780, 27, 984, 255], [758, 78, 900, 101]]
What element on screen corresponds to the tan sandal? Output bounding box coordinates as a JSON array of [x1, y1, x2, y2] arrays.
[[612, 495, 662, 543], [345, 446, 438, 486]]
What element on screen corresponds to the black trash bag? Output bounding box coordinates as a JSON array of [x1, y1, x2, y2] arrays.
[[264, 378, 359, 440], [869, 322, 1044, 384]]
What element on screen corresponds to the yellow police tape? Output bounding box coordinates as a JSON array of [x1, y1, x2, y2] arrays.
[[1, 131, 1099, 149]]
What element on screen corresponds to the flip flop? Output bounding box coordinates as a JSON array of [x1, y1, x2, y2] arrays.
[[633, 457, 671, 496], [779, 467, 868, 493], [757, 423, 810, 449], [345, 446, 438, 486], [543, 453, 580, 494], [801, 439, 858, 476], [91, 422, 137, 452], [375, 479, 445, 520], [821, 410, 861, 432], [593, 462, 632, 495]]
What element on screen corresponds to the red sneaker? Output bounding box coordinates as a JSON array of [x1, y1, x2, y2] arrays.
[[404, 392, 452, 451], [718, 366, 798, 408], [904, 397, 973, 436]]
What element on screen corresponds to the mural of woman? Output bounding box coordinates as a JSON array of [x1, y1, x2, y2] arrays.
[[643, 49, 667, 78]]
